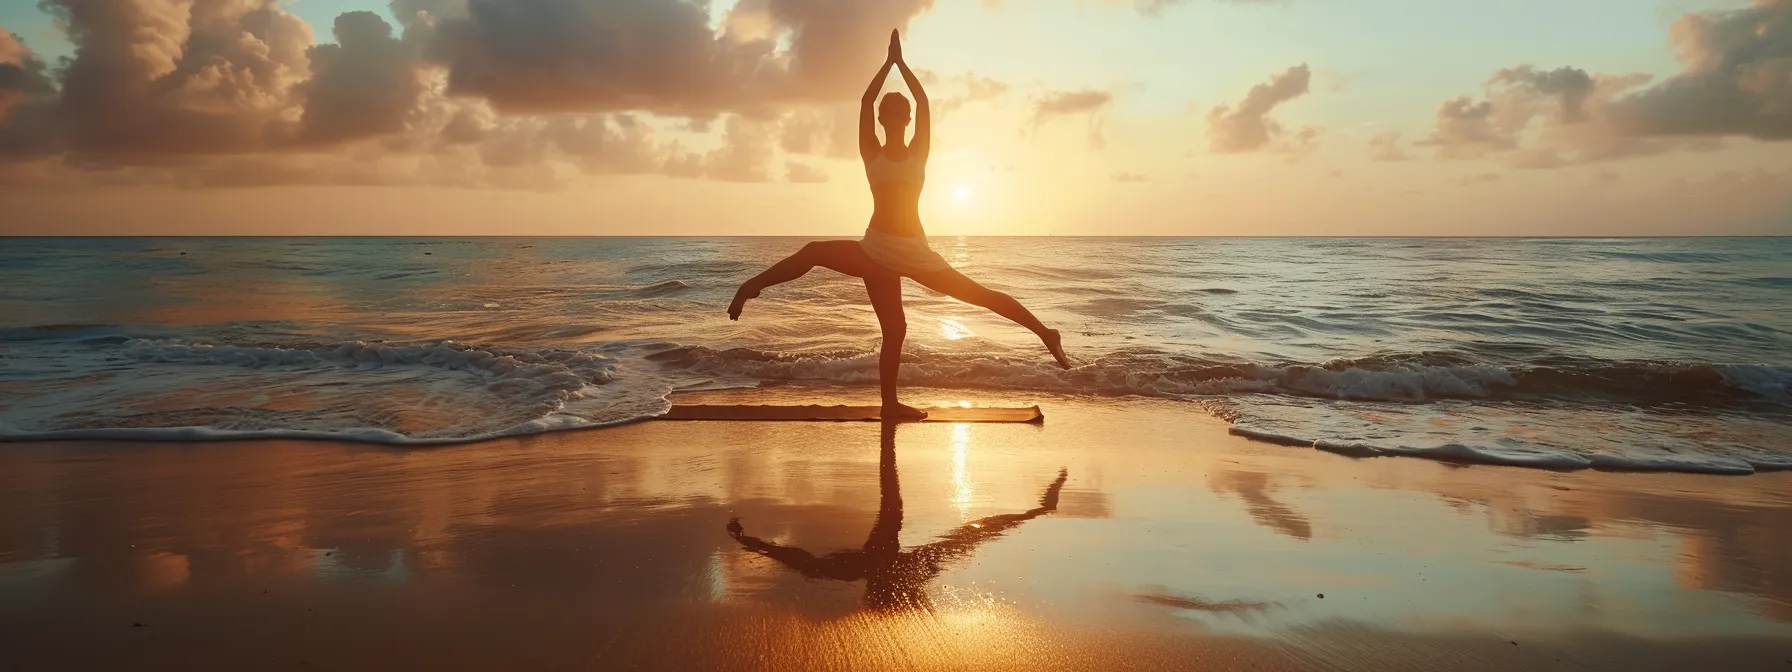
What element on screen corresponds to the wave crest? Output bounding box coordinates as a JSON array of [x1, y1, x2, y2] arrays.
[[647, 345, 1791, 407]]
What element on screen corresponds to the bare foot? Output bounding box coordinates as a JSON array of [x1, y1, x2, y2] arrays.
[[880, 402, 929, 421], [1043, 329, 1070, 369], [728, 283, 760, 321]]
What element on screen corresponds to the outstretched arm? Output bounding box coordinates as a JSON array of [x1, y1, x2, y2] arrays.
[[860, 58, 896, 161], [728, 517, 855, 580], [915, 468, 1066, 563], [890, 31, 930, 159]]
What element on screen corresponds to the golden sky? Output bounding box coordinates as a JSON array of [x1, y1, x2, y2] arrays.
[[1, 0, 1789, 235]]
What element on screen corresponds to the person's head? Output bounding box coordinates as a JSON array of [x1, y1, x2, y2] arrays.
[[879, 93, 911, 134]]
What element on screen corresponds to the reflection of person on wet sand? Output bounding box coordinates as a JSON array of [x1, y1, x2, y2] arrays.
[[728, 30, 1070, 421], [726, 423, 1067, 612]]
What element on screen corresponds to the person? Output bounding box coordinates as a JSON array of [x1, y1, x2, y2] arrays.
[[726, 422, 1067, 612], [728, 29, 1070, 420]]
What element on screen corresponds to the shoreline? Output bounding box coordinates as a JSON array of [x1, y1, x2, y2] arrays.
[[5, 383, 1788, 477], [4, 393, 1790, 669]]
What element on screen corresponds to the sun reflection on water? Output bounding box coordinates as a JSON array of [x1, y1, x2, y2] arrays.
[[939, 317, 974, 340], [951, 423, 975, 520]]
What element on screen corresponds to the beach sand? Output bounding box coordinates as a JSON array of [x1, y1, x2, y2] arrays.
[[3, 388, 1790, 670]]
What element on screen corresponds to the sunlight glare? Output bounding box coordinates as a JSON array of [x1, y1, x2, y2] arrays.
[[951, 423, 974, 520], [954, 184, 971, 202], [939, 317, 974, 340]]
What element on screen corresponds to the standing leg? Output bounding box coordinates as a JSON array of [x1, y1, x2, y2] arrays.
[[731, 241, 879, 320], [865, 272, 927, 420], [909, 268, 1070, 369]]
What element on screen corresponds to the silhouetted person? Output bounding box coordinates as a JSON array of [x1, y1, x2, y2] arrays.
[[726, 422, 1067, 612], [728, 30, 1070, 420]]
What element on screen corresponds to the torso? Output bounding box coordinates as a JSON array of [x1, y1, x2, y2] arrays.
[[864, 146, 926, 238]]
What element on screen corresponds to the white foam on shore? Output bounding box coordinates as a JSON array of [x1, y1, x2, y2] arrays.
[[1220, 398, 1788, 475], [3, 331, 1788, 474], [0, 336, 671, 444], [649, 345, 1791, 405]]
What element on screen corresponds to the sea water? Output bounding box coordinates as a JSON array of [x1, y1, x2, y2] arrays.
[[1, 237, 1787, 474]]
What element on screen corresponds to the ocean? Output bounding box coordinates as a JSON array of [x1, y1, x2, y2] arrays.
[[1, 236, 1787, 474]]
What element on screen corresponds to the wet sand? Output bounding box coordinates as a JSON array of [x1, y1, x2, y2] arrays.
[[3, 389, 1791, 670]]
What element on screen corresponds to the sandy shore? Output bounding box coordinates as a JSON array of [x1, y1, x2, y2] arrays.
[[3, 388, 1790, 670]]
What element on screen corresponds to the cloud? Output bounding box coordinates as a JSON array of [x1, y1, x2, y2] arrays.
[[34, 0, 316, 158], [1034, 89, 1112, 120], [422, 0, 935, 115], [777, 106, 859, 159], [937, 71, 1010, 112], [1609, 0, 1792, 140], [1418, 67, 1672, 167], [700, 115, 776, 182], [1032, 89, 1112, 147], [1206, 64, 1313, 153], [295, 12, 423, 144], [1419, 0, 1792, 168], [0, 0, 949, 188], [1418, 96, 1515, 159], [1368, 131, 1408, 161], [785, 160, 828, 183], [1112, 171, 1149, 182], [1105, 0, 1283, 17], [1459, 172, 1501, 186], [0, 30, 57, 158]]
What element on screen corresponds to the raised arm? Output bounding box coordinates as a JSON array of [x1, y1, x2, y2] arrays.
[[890, 32, 930, 159], [860, 58, 896, 161]]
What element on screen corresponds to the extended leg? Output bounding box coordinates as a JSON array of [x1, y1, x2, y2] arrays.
[[866, 273, 926, 420], [730, 240, 881, 320], [909, 268, 1070, 368]]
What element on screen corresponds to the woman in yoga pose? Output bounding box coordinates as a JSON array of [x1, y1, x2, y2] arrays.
[[729, 30, 1070, 420]]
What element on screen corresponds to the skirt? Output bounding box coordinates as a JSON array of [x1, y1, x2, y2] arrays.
[[859, 227, 951, 275]]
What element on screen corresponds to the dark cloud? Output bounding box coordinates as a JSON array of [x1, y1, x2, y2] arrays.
[[701, 115, 775, 182], [779, 109, 830, 155], [1034, 89, 1111, 120], [938, 71, 1010, 112], [1608, 0, 1792, 140], [1420, 1, 1792, 168], [545, 115, 662, 174], [0, 0, 940, 187], [1368, 131, 1408, 161], [0, 30, 57, 158], [0, 31, 54, 101], [1206, 64, 1312, 153], [784, 160, 828, 183], [41, 0, 313, 158], [0, 0, 888, 188], [1417, 96, 1515, 159], [1032, 89, 1111, 148], [422, 0, 934, 115], [1491, 66, 1595, 123], [1417, 66, 1666, 167], [296, 12, 423, 144]]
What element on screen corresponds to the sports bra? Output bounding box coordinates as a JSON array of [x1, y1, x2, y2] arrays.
[[865, 151, 925, 187]]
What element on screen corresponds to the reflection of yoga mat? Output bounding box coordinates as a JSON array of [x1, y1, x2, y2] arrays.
[[660, 405, 1043, 423]]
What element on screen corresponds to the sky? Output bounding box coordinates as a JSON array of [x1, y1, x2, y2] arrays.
[[0, 0, 1789, 235]]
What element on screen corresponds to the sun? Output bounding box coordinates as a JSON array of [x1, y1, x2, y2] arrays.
[[953, 184, 972, 203]]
